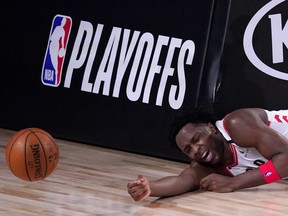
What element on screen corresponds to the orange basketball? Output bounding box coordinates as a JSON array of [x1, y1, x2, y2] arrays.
[[5, 128, 59, 181]]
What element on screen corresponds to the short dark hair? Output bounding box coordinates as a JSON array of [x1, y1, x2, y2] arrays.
[[168, 107, 217, 148]]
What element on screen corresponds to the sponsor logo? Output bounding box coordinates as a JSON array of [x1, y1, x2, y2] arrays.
[[42, 15, 72, 87], [243, 0, 288, 80], [238, 148, 245, 154], [42, 16, 196, 109], [30, 144, 43, 178], [264, 171, 272, 177]]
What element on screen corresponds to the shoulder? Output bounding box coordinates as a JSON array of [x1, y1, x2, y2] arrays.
[[223, 108, 268, 147], [224, 108, 268, 128]]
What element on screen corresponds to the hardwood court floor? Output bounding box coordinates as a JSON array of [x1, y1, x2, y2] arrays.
[[0, 128, 288, 216]]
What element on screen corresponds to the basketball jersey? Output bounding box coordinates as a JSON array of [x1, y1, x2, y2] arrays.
[[215, 109, 288, 176]]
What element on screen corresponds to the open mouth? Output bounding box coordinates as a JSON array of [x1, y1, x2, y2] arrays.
[[201, 150, 209, 159], [201, 150, 212, 163]]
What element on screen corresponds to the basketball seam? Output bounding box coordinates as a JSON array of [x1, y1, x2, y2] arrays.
[[25, 133, 33, 181], [7, 130, 30, 180]]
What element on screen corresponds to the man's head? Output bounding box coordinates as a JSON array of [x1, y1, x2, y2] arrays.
[[169, 107, 216, 147], [169, 108, 225, 165]]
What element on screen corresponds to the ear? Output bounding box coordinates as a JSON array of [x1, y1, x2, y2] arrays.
[[208, 122, 218, 134]]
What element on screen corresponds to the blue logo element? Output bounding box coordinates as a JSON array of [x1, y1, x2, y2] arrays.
[[42, 15, 72, 87]]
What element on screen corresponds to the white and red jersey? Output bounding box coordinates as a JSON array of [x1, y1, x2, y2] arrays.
[[215, 110, 288, 176]]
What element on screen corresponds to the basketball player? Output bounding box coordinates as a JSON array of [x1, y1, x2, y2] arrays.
[[127, 108, 288, 201]]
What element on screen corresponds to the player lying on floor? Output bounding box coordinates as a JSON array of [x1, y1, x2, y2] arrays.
[[127, 108, 288, 201]]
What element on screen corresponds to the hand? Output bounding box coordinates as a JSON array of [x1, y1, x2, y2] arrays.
[[127, 175, 151, 201], [200, 173, 236, 192]]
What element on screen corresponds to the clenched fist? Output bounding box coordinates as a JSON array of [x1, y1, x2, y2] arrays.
[[127, 175, 151, 201]]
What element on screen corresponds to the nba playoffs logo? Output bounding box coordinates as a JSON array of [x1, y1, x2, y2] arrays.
[[42, 15, 72, 87], [243, 0, 288, 80]]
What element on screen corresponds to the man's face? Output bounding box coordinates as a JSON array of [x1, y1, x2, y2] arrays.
[[175, 122, 224, 165]]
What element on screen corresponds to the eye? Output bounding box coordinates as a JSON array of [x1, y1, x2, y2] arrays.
[[183, 145, 191, 154], [192, 136, 199, 143]]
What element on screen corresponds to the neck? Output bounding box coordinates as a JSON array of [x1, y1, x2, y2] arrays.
[[219, 139, 234, 166], [224, 141, 234, 165]]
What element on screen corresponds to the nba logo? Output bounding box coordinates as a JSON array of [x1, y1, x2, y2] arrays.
[[42, 15, 72, 87]]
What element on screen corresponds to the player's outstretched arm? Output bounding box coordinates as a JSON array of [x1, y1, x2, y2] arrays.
[[127, 164, 215, 201]]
